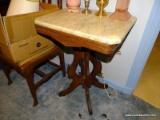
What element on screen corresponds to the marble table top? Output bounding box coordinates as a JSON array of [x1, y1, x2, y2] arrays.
[[35, 9, 136, 45]]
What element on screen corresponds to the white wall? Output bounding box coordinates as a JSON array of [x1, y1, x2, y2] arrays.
[[53, 0, 154, 89], [101, 0, 154, 85]]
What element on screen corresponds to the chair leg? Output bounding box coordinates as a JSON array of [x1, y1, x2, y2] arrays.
[[23, 69, 38, 106], [0, 62, 13, 85]]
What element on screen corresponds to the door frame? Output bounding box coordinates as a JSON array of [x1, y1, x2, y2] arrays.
[[124, 0, 160, 94]]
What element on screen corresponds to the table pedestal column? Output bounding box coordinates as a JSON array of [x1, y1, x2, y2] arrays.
[[59, 48, 108, 115]]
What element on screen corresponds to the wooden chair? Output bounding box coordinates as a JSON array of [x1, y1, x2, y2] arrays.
[[40, 0, 62, 10], [0, 0, 65, 106]]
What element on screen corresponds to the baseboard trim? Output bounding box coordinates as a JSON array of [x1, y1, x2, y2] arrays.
[[98, 77, 132, 94]]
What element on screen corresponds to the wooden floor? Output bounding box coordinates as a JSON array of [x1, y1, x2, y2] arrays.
[[133, 32, 160, 109]]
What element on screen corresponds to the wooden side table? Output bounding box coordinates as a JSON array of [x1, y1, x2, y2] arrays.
[[35, 9, 136, 115]]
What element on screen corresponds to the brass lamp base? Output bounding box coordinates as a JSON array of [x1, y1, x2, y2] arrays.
[[96, 0, 109, 17], [95, 10, 107, 17], [109, 9, 131, 20]]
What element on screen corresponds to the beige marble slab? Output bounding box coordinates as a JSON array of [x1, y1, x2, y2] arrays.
[[35, 9, 136, 45]]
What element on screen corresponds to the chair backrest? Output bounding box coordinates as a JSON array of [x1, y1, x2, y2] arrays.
[[42, 0, 62, 9], [42, 0, 52, 3]]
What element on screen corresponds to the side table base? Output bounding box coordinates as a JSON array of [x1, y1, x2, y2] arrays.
[[59, 48, 108, 115]]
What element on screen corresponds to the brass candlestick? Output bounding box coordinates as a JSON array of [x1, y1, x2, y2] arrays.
[[82, 0, 92, 14], [95, 0, 109, 17]]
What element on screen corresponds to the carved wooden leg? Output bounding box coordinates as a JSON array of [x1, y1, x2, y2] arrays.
[[59, 77, 82, 96], [90, 53, 108, 89], [58, 48, 66, 77], [23, 69, 38, 106], [59, 49, 108, 115], [59, 50, 83, 96], [80, 51, 93, 115], [85, 86, 92, 115]]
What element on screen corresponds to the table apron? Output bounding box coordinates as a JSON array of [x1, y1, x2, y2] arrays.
[[35, 24, 117, 55]]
